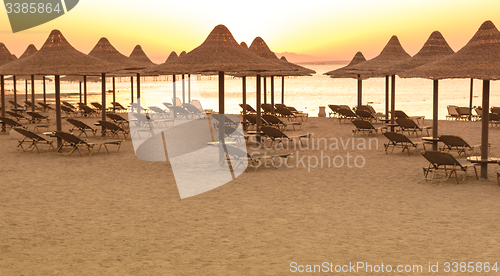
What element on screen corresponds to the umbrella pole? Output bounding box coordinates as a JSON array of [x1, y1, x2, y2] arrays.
[[31, 75, 35, 112], [432, 80, 439, 151], [112, 77, 116, 113], [172, 74, 176, 118], [137, 73, 141, 112], [182, 74, 185, 104], [83, 75, 87, 105], [101, 73, 106, 127], [55, 75, 62, 148], [469, 78, 473, 121], [218, 70, 234, 179], [25, 79, 27, 103], [130, 76, 134, 106], [1, 75, 4, 132], [242, 76, 247, 129], [385, 75, 389, 121], [263, 77, 267, 104], [481, 80, 490, 180], [79, 81, 82, 103], [188, 74, 191, 103], [270, 76, 275, 114], [43, 76, 46, 105], [13, 75, 16, 109], [357, 74, 362, 107], [256, 75, 262, 143], [281, 76, 285, 104], [390, 75, 395, 131]]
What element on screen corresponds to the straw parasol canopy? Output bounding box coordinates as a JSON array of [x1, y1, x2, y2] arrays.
[[129, 45, 155, 66], [248, 37, 278, 59], [346, 35, 411, 77], [88, 37, 144, 70], [143, 24, 294, 75], [0, 43, 16, 66], [245, 37, 315, 76], [400, 20, 500, 179], [165, 51, 179, 63], [385, 31, 454, 75], [399, 21, 500, 80], [277, 56, 316, 76], [0, 30, 120, 75], [324, 52, 367, 78], [19, 44, 37, 59]]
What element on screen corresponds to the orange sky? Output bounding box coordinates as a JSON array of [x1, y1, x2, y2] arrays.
[[0, 0, 499, 63]]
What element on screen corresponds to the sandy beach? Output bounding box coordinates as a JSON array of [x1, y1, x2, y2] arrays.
[[2, 107, 500, 275]]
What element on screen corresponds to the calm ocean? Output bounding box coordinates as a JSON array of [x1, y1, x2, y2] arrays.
[[6, 63, 500, 120]]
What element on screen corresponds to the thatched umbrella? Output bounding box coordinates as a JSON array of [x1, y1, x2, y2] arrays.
[[129, 45, 155, 66], [89, 37, 143, 112], [325, 52, 367, 107], [0, 30, 121, 146], [128, 45, 155, 103], [247, 37, 314, 114], [16, 44, 41, 107], [19, 44, 37, 59], [387, 31, 454, 150], [144, 25, 292, 119], [0, 43, 16, 124], [346, 36, 411, 125], [400, 20, 500, 179]]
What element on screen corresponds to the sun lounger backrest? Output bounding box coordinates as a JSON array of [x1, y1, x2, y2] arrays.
[[262, 114, 283, 124], [422, 151, 464, 168], [439, 135, 470, 148], [55, 131, 85, 145], [0, 116, 21, 126], [261, 126, 287, 138], [98, 120, 122, 131], [447, 105, 459, 116], [489, 113, 500, 121], [13, 127, 45, 141], [394, 110, 409, 119], [383, 132, 413, 144], [328, 105, 340, 112], [491, 107, 500, 115], [61, 106, 73, 113], [276, 107, 294, 116], [396, 118, 418, 128], [355, 110, 373, 118], [67, 118, 91, 130], [352, 119, 374, 129], [337, 108, 357, 117], [339, 105, 351, 110]]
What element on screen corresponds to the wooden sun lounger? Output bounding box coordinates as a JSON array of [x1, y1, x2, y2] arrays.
[[13, 127, 55, 153], [260, 126, 310, 146], [422, 151, 478, 184], [54, 131, 123, 157], [352, 119, 386, 136], [383, 132, 427, 155]]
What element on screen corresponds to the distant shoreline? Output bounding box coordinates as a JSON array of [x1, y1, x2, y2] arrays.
[[295, 60, 349, 65]]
